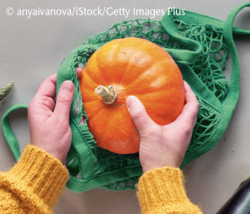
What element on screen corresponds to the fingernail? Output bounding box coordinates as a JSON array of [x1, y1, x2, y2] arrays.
[[62, 81, 73, 93], [126, 96, 137, 110]]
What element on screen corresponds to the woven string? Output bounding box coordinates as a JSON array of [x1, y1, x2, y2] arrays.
[[69, 18, 229, 190]]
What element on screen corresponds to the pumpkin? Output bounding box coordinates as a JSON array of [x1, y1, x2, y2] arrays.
[[80, 37, 184, 154]]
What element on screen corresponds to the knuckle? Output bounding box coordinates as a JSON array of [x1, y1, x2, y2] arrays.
[[141, 125, 160, 140], [53, 117, 65, 127], [146, 128, 157, 138], [57, 94, 71, 105], [182, 125, 193, 136], [131, 109, 145, 121], [39, 97, 53, 108], [53, 116, 61, 124]]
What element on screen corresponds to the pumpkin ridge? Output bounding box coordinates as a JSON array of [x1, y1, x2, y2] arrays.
[[131, 86, 183, 96], [83, 70, 100, 88], [114, 39, 128, 84], [90, 104, 124, 149], [95, 40, 120, 83], [87, 107, 111, 148], [84, 100, 105, 120], [97, 104, 138, 153], [124, 62, 167, 94], [122, 43, 173, 90], [119, 44, 161, 87], [121, 60, 158, 92], [118, 41, 146, 85], [85, 53, 109, 86]]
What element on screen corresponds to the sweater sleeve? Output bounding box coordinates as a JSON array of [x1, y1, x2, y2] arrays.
[[0, 144, 69, 214], [137, 167, 203, 214]]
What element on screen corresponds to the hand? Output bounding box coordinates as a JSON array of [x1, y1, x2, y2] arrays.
[[126, 81, 199, 173], [28, 69, 82, 164]]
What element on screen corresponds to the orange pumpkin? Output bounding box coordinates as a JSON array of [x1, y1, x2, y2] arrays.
[[80, 37, 184, 154]]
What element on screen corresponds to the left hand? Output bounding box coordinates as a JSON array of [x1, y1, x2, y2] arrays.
[[28, 69, 81, 164]]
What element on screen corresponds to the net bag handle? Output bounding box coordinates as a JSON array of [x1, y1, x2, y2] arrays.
[[160, 3, 250, 166], [160, 11, 203, 65], [222, 2, 250, 104], [205, 2, 250, 163], [1, 103, 28, 161]]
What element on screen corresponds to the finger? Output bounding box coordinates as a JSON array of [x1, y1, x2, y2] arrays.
[[183, 81, 197, 104], [54, 81, 74, 122], [76, 67, 83, 79], [126, 96, 156, 136], [32, 74, 57, 111], [35, 74, 57, 98], [184, 81, 199, 127], [175, 81, 199, 127]]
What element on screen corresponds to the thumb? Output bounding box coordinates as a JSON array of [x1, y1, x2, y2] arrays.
[[54, 81, 74, 121], [126, 96, 155, 136]]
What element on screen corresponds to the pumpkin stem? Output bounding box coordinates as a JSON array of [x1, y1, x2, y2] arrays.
[[95, 85, 117, 104]]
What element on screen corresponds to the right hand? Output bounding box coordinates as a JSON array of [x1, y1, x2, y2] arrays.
[[126, 81, 199, 173]]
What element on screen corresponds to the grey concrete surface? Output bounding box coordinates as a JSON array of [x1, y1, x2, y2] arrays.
[[1, 0, 250, 213]]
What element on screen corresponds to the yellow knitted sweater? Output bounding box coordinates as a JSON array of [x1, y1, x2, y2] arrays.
[[0, 145, 202, 214]]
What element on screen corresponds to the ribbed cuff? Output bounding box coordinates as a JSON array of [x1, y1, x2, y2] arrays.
[[6, 145, 69, 208], [137, 167, 202, 214]]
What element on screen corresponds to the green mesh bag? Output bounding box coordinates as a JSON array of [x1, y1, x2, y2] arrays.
[[2, 3, 250, 192]]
